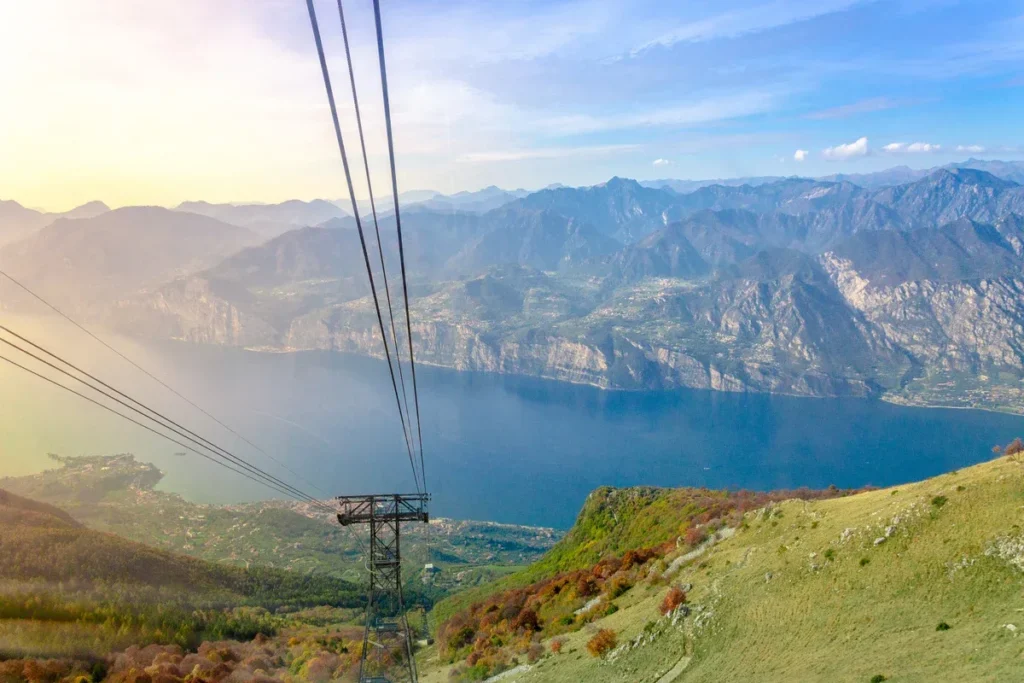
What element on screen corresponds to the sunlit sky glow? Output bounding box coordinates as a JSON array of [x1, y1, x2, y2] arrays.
[[1, 0, 1023, 211]]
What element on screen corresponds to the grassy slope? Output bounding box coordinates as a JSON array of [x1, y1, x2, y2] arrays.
[[421, 456, 1024, 682], [429, 487, 691, 628], [430, 485, 846, 630]]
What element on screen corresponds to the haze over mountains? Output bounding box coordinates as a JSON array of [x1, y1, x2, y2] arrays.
[[4, 158, 1024, 413]]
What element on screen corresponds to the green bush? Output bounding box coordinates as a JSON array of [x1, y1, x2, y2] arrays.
[[936, 621, 951, 631], [860, 557, 870, 567], [870, 675, 887, 683], [931, 496, 948, 508]]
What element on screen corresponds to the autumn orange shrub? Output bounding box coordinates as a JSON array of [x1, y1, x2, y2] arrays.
[[550, 638, 564, 654], [512, 608, 541, 633], [575, 575, 598, 598], [660, 586, 687, 615], [436, 485, 865, 673], [606, 575, 633, 599], [684, 525, 707, 547], [586, 629, 617, 657]]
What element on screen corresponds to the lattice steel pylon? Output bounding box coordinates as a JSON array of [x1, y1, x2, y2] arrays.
[[337, 493, 430, 683]]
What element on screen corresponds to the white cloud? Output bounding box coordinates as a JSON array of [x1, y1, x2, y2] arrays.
[[793, 149, 809, 162], [822, 137, 869, 161], [956, 144, 986, 153], [653, 158, 672, 167], [883, 141, 941, 153]]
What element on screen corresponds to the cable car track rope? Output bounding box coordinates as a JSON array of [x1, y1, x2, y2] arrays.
[[303, 0, 423, 494], [372, 0, 427, 492], [335, 0, 416, 462]]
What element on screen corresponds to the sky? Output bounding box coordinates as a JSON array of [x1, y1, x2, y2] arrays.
[[1, 0, 1023, 211]]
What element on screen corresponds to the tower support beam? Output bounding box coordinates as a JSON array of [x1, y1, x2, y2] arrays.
[[337, 493, 429, 683]]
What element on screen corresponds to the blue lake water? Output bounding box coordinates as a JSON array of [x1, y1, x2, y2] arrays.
[[5, 334, 1024, 529]]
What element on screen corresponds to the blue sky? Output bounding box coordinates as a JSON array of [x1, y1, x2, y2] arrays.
[[2, 0, 1023, 208]]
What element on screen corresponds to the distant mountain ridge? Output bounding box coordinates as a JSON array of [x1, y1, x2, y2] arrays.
[[7, 161, 1024, 413], [175, 198, 348, 239], [0, 206, 258, 314], [106, 167, 1024, 414], [0, 198, 110, 247]]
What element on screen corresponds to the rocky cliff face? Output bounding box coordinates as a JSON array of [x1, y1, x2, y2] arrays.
[[110, 277, 278, 348], [822, 254, 1024, 376], [101, 170, 1024, 412], [112, 251, 1024, 411]]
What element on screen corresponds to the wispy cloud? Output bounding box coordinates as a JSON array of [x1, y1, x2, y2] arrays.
[[541, 90, 781, 135], [956, 144, 986, 153], [457, 144, 640, 163], [629, 0, 866, 57], [822, 136, 869, 161], [652, 158, 672, 167], [805, 96, 905, 120], [883, 141, 941, 153], [793, 149, 809, 161]]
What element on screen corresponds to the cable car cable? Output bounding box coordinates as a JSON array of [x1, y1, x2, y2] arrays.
[[372, 0, 426, 492], [0, 268, 332, 499], [303, 0, 421, 494]]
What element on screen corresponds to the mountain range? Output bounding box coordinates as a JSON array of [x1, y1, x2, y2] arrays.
[[5, 160, 1024, 413]]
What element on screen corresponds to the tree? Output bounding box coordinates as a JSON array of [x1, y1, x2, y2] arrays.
[[684, 526, 707, 547], [586, 629, 617, 657], [1005, 437, 1024, 462], [512, 608, 540, 633], [660, 586, 687, 616]]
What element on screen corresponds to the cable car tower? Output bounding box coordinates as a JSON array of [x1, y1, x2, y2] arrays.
[[337, 494, 429, 682]]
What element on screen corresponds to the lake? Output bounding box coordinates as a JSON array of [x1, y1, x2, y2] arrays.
[[3, 325, 1024, 528]]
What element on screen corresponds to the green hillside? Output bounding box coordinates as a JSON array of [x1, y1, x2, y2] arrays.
[[0, 485, 367, 659], [0, 454, 559, 588], [421, 451, 1024, 682], [0, 487, 361, 608]]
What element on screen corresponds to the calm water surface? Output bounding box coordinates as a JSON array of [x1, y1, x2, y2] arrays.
[[5, 336, 1024, 528]]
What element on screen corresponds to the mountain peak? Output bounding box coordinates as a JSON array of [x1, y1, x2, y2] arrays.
[[926, 166, 1012, 187], [602, 176, 642, 191], [60, 200, 110, 220]]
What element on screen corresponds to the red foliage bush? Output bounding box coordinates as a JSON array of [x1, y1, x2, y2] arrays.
[[660, 586, 687, 615], [586, 629, 617, 657], [684, 526, 707, 547], [575, 576, 598, 598], [621, 547, 658, 571], [550, 638, 565, 654], [512, 608, 541, 633]]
